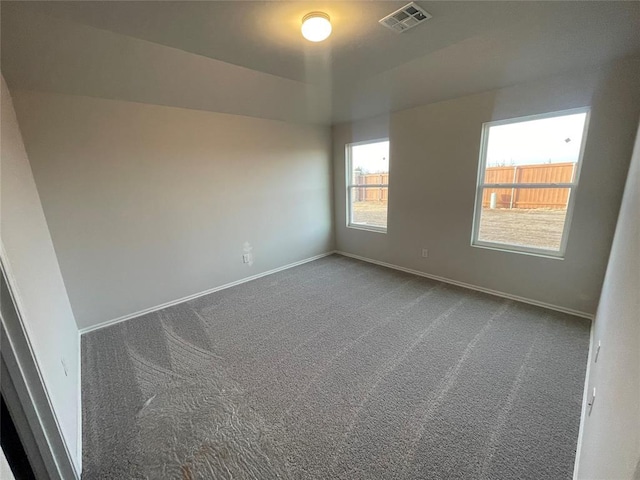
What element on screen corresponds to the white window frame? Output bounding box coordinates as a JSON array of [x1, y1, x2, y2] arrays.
[[346, 138, 390, 234], [471, 107, 590, 258]]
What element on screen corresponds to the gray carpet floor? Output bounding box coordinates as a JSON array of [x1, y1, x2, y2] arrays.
[[82, 254, 590, 479]]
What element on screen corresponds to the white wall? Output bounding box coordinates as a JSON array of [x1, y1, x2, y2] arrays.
[[1, 77, 81, 472], [11, 91, 333, 330], [0, 5, 330, 125], [576, 119, 640, 479], [333, 57, 640, 315]]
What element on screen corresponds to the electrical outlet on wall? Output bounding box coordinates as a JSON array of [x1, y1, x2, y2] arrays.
[[588, 387, 596, 415], [421, 248, 429, 258], [242, 241, 254, 266]]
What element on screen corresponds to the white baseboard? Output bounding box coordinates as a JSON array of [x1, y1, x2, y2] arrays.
[[573, 319, 596, 479], [76, 330, 83, 473], [78, 246, 594, 477], [84, 248, 593, 336], [335, 251, 594, 320], [79, 251, 337, 335]]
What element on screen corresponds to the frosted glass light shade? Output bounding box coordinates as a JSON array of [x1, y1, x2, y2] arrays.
[[301, 12, 332, 42]]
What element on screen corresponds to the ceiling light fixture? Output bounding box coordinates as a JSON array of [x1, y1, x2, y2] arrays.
[[301, 12, 332, 42]]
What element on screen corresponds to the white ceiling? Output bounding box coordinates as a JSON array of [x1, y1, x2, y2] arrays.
[[2, 1, 640, 125]]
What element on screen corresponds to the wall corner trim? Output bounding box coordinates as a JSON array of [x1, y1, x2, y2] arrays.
[[0, 244, 81, 480], [76, 329, 83, 472], [573, 320, 596, 479]]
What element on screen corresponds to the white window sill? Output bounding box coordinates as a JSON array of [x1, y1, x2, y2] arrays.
[[347, 224, 387, 234], [471, 242, 565, 260]]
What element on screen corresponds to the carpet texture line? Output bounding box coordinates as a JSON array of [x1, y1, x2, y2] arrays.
[[334, 296, 468, 449], [222, 262, 389, 361], [281, 282, 443, 418], [479, 330, 541, 479], [246, 275, 420, 394], [81, 255, 589, 479], [398, 299, 513, 474]]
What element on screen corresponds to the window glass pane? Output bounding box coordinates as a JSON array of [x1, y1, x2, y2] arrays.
[[348, 139, 389, 232], [477, 187, 571, 251], [350, 187, 388, 229], [484, 113, 586, 184], [350, 141, 389, 183]]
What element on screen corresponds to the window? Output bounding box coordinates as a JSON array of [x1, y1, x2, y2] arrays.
[[472, 108, 589, 257], [346, 139, 390, 232]]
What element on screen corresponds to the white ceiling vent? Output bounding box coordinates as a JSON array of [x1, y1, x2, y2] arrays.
[[379, 2, 432, 33]]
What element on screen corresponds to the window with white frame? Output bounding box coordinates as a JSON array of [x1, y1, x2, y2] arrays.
[[472, 108, 589, 257], [346, 139, 390, 232]]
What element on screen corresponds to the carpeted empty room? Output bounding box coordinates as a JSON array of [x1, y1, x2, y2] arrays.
[[82, 255, 589, 479], [3, 2, 640, 479]]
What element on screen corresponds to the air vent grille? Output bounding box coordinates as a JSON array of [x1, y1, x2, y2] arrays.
[[379, 2, 432, 33]]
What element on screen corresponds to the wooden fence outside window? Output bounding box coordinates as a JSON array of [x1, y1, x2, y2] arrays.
[[352, 162, 575, 209]]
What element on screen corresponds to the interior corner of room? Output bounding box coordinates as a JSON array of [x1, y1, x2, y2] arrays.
[[0, 1, 639, 479]]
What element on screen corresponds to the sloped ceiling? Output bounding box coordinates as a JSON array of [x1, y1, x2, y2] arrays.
[[2, 1, 640, 125]]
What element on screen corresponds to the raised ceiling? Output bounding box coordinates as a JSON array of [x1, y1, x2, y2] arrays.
[[2, 1, 640, 124]]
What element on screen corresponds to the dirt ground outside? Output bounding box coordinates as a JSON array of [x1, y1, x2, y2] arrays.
[[477, 208, 567, 250], [352, 201, 567, 251], [351, 201, 388, 228]]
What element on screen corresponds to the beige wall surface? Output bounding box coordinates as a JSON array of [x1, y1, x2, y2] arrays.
[[12, 91, 333, 329], [333, 58, 640, 315], [576, 119, 640, 479], [1, 77, 81, 471]]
